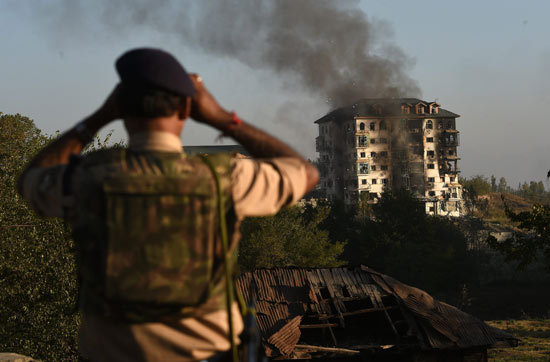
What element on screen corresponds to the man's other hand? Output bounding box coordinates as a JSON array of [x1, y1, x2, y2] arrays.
[[189, 74, 232, 129]]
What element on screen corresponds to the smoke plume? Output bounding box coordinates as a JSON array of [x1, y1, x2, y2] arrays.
[[25, 0, 421, 107]]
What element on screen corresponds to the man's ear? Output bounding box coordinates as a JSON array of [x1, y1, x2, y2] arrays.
[[178, 97, 192, 120]]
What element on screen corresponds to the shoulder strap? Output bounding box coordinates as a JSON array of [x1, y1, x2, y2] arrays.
[[199, 154, 239, 362]]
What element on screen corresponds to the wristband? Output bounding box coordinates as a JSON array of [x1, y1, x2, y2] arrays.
[[226, 112, 242, 132]]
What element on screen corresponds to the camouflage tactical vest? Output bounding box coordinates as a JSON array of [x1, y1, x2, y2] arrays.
[[67, 149, 238, 321]]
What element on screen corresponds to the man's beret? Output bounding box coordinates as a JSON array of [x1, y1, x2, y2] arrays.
[[115, 48, 195, 97]]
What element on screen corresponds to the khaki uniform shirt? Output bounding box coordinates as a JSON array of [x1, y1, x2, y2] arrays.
[[21, 132, 308, 361]]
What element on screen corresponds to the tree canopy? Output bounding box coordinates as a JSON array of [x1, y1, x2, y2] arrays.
[[238, 204, 345, 271], [0, 113, 79, 360], [487, 197, 550, 270]]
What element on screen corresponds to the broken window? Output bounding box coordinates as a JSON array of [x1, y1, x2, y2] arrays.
[[356, 135, 369, 147], [428, 164, 435, 169], [370, 122, 375, 131], [426, 137, 434, 143], [358, 163, 370, 174], [426, 120, 433, 129]]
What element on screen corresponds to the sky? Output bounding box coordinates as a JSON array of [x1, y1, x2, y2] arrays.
[[1, 0, 549, 187]]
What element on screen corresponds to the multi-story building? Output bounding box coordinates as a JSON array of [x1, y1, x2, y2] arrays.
[[315, 98, 463, 216]]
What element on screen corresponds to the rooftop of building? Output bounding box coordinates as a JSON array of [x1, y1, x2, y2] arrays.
[[315, 98, 460, 124]]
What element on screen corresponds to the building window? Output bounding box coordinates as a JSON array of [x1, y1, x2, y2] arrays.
[[371, 165, 376, 171], [440, 176, 445, 182], [358, 163, 370, 174], [426, 137, 434, 143], [371, 138, 376, 144], [362, 179, 367, 185], [428, 191, 436, 196], [357, 135, 369, 147], [372, 179, 377, 184], [427, 150, 435, 157], [438, 121, 443, 129], [449, 150, 455, 155], [447, 120, 452, 129], [379, 120, 387, 130], [382, 178, 388, 185], [426, 120, 433, 129], [450, 177, 455, 182], [360, 152, 366, 158], [381, 165, 388, 171], [380, 138, 387, 143], [370, 152, 377, 157], [359, 122, 365, 131], [369, 122, 375, 131], [429, 206, 435, 211], [428, 177, 435, 182], [380, 151, 388, 157], [428, 164, 435, 169]]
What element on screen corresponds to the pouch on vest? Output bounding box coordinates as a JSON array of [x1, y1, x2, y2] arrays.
[[102, 174, 217, 306]]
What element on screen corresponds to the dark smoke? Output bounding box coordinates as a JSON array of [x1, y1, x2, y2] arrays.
[[25, 0, 421, 107]]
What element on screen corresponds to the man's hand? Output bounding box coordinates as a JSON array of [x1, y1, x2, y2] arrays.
[[188, 74, 233, 129]]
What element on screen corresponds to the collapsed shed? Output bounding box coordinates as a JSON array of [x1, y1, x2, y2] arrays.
[[236, 266, 517, 361]]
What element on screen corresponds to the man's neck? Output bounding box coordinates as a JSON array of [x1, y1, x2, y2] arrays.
[[128, 131, 183, 152]]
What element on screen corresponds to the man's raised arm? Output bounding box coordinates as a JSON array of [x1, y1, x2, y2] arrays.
[[189, 75, 319, 193]]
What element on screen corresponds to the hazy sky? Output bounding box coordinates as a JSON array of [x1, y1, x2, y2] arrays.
[[1, 0, 549, 187]]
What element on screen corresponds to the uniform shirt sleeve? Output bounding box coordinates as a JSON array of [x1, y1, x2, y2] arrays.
[[20, 165, 73, 218], [231, 157, 308, 218]]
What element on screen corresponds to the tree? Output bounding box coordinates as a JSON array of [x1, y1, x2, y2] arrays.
[[491, 175, 497, 192], [487, 197, 550, 270], [497, 177, 508, 193], [0, 113, 79, 360], [238, 204, 345, 271], [352, 189, 475, 295]]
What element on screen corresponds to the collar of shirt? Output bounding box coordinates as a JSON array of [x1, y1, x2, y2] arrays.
[[128, 131, 183, 153]]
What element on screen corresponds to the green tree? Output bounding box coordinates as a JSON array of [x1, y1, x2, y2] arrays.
[[491, 175, 497, 192], [0, 113, 79, 360], [497, 177, 508, 193], [487, 197, 550, 270], [460, 175, 491, 215], [353, 189, 475, 295], [238, 204, 345, 271]]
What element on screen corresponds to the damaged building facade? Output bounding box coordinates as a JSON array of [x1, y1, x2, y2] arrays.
[[315, 98, 463, 216]]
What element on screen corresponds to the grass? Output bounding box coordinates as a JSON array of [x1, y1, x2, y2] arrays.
[[487, 319, 550, 361]]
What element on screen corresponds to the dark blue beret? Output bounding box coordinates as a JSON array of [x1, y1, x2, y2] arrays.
[[115, 48, 195, 97]]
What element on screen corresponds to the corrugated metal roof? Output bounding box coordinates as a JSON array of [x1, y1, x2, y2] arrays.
[[236, 266, 517, 359]]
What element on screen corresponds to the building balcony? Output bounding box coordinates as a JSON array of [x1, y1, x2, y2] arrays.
[[439, 133, 460, 147]]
